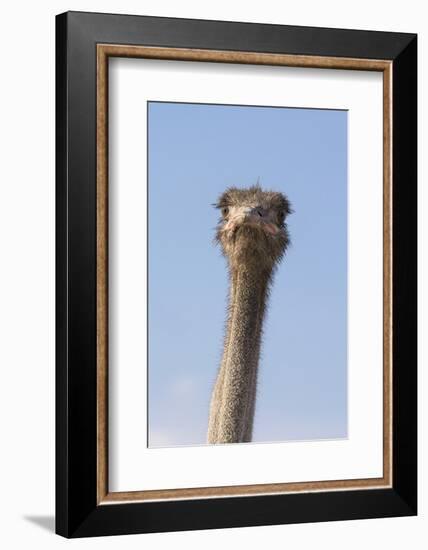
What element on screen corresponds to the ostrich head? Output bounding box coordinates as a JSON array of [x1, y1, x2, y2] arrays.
[[215, 185, 291, 272]]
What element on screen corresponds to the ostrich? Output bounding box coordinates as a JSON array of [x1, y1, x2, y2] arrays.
[[207, 185, 291, 444]]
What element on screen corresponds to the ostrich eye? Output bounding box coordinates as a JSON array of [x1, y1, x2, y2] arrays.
[[222, 207, 229, 217], [278, 211, 285, 224]]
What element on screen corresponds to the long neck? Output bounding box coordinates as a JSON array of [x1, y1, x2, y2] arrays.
[[208, 265, 270, 444]]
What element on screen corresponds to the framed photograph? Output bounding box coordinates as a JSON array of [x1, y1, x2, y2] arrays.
[[56, 11, 417, 538]]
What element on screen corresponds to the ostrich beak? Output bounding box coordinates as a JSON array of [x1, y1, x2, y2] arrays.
[[223, 207, 280, 235]]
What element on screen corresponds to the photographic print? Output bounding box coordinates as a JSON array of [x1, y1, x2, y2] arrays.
[[107, 55, 384, 495], [147, 101, 348, 448]]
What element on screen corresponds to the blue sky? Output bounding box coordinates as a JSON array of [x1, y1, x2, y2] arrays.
[[147, 101, 348, 447]]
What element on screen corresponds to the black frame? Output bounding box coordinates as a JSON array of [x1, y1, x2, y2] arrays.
[[56, 11, 417, 538]]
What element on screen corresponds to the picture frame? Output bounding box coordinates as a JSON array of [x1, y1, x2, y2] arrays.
[[56, 10, 417, 538]]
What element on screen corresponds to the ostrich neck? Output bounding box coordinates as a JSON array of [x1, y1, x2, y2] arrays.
[[213, 265, 270, 443]]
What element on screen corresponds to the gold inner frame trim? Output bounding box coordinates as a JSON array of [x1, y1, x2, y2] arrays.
[[96, 44, 393, 505]]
